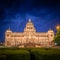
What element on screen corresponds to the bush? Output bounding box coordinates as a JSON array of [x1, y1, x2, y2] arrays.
[[0, 48, 60, 60], [6, 54, 30, 60], [0, 49, 30, 60], [30, 48, 60, 60], [0, 55, 6, 60]]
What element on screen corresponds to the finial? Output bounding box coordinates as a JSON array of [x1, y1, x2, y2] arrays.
[[48, 28, 53, 32], [6, 27, 11, 32], [29, 18, 31, 22], [49, 28, 52, 30], [8, 27, 10, 30]]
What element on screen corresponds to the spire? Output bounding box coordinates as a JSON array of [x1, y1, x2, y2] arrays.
[[6, 27, 12, 32], [29, 18, 31, 22], [48, 28, 53, 33], [8, 27, 10, 30], [49, 28, 52, 30]]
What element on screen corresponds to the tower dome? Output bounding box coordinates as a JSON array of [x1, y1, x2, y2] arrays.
[[48, 29, 54, 33], [6, 28, 12, 33]]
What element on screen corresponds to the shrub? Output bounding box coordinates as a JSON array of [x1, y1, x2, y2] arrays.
[[30, 48, 60, 60], [0, 49, 30, 60], [0, 55, 6, 60]]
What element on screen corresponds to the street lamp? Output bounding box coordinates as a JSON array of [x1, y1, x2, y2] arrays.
[[56, 25, 60, 30]]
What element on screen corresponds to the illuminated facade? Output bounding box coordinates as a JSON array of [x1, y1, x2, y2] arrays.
[[5, 19, 54, 48]]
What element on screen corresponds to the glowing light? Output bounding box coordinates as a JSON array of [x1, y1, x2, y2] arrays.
[[56, 25, 60, 30]]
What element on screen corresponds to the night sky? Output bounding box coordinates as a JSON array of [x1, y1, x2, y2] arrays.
[[0, 0, 60, 42]]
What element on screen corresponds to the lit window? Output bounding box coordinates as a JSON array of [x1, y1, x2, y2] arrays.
[[51, 35, 53, 37], [27, 27, 32, 29], [30, 27, 32, 29], [7, 34, 9, 36]]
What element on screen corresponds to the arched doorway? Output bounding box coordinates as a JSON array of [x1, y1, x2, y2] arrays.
[[24, 42, 35, 48]]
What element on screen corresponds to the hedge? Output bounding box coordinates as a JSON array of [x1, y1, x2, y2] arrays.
[[30, 48, 60, 60], [0, 48, 60, 60], [0, 49, 30, 60]]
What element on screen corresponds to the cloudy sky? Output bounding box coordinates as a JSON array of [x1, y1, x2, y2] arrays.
[[0, 0, 60, 42]]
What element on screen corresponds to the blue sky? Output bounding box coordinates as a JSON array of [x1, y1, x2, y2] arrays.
[[0, 0, 60, 42]]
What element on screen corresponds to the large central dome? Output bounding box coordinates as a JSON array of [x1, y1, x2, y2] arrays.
[[24, 19, 36, 32]]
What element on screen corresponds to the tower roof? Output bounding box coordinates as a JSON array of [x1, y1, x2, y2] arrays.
[[48, 29, 54, 33], [6, 27, 12, 32]]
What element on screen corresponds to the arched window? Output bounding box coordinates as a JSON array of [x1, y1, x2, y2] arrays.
[[51, 34, 53, 37], [27, 27, 32, 29], [7, 34, 9, 37]]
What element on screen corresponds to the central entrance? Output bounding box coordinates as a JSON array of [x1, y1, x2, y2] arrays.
[[24, 19, 36, 48], [24, 42, 35, 48]]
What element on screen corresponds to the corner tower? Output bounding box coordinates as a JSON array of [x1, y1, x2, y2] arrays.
[[5, 28, 12, 47], [48, 29, 54, 42]]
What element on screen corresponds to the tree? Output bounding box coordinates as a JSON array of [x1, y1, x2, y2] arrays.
[[54, 28, 60, 45]]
